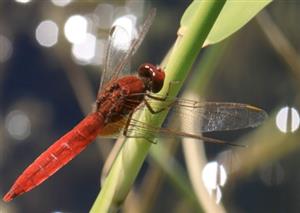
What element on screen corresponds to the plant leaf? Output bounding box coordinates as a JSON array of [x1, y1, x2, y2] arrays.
[[181, 0, 273, 46]]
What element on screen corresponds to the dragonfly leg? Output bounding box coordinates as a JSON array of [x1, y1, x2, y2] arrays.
[[122, 112, 156, 144], [146, 80, 180, 101], [144, 98, 178, 114], [122, 111, 133, 136], [143, 81, 180, 114]]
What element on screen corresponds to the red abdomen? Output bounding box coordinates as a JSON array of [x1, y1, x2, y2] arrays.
[[3, 112, 104, 202]]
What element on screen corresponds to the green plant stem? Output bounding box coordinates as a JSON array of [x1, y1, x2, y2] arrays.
[[143, 41, 231, 212], [90, 1, 226, 212]]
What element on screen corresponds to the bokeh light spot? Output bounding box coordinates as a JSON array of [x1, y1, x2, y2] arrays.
[[15, 0, 31, 3], [0, 34, 13, 63], [202, 162, 227, 203], [111, 15, 137, 51], [72, 33, 96, 64], [64, 15, 88, 44], [202, 161, 227, 190], [276, 106, 300, 133], [51, 0, 72, 7], [5, 110, 31, 141], [35, 20, 59, 47]]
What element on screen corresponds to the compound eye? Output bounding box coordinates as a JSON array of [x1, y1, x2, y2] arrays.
[[138, 63, 165, 93], [138, 63, 156, 78]]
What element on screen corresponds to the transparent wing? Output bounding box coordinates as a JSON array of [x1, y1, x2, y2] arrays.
[[132, 98, 267, 133], [98, 98, 267, 144], [170, 100, 267, 132], [100, 25, 132, 91], [96, 115, 231, 145], [98, 8, 156, 93], [125, 118, 243, 146]]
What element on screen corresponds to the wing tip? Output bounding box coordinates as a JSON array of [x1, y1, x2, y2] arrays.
[[246, 105, 268, 127], [246, 105, 267, 115]]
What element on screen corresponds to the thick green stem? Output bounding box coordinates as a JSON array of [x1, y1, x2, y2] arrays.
[[90, 1, 226, 212]]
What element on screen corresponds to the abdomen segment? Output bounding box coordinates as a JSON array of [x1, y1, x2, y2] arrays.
[[3, 112, 104, 202]]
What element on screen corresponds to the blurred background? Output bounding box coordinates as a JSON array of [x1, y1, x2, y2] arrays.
[[0, 0, 299, 212]]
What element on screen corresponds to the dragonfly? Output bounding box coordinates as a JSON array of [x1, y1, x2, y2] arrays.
[[3, 9, 267, 202]]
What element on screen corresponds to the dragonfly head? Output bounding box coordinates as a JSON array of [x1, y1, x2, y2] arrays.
[[138, 63, 165, 93]]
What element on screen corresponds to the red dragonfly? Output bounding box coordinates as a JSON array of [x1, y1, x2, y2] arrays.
[[3, 9, 266, 202]]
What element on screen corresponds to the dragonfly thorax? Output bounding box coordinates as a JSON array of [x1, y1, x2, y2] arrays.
[[95, 76, 146, 124]]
